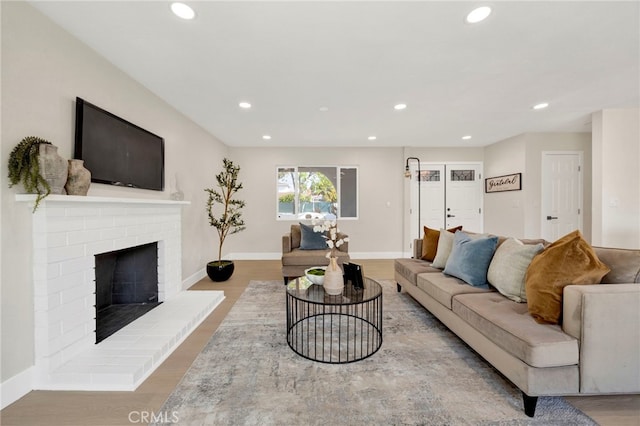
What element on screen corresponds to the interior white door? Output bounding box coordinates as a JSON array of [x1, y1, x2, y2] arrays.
[[541, 152, 583, 241], [445, 164, 483, 232]]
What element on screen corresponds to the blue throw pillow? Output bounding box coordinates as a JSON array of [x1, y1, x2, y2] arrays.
[[443, 231, 498, 288], [299, 222, 328, 250]]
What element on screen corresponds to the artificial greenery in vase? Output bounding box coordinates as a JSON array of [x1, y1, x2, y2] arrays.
[[7, 136, 53, 211], [205, 158, 246, 280]]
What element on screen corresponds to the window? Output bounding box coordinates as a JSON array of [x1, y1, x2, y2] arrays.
[[277, 166, 358, 220]]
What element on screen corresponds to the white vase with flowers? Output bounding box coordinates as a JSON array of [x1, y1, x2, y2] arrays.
[[312, 218, 349, 295]]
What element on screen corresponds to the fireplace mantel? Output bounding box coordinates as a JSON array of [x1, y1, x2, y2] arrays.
[[16, 193, 190, 206]]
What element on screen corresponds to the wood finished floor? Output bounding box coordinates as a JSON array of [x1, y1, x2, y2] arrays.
[[1, 259, 638, 425]]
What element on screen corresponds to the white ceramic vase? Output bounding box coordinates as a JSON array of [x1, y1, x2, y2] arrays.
[[323, 257, 344, 295]]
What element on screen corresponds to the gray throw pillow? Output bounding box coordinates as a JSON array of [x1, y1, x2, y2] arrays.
[[299, 222, 328, 250], [487, 238, 544, 302]]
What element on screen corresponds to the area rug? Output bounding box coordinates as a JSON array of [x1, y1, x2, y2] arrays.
[[156, 280, 596, 425]]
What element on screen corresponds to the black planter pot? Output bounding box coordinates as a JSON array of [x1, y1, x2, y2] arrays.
[[206, 260, 235, 282]]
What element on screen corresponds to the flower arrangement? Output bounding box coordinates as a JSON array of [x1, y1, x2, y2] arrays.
[[312, 218, 349, 258]]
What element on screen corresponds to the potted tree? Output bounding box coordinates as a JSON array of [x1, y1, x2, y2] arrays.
[[205, 158, 246, 281]]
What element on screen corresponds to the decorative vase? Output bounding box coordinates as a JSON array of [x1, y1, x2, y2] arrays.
[[323, 257, 344, 295], [38, 144, 68, 194], [65, 159, 91, 196]]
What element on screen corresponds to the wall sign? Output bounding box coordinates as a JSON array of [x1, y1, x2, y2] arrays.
[[485, 173, 522, 193]]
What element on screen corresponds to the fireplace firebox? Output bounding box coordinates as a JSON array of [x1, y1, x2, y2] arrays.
[[95, 242, 161, 343]]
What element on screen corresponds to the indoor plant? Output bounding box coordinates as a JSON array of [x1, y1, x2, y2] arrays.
[[7, 136, 64, 212], [205, 158, 246, 281]]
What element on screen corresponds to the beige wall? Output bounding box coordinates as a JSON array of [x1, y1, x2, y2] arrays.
[[483, 135, 527, 238], [226, 147, 405, 259], [592, 109, 640, 248], [1, 2, 227, 383]]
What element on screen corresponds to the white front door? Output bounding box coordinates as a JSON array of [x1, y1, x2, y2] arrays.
[[445, 163, 483, 232], [407, 162, 483, 253], [541, 152, 583, 241], [420, 164, 446, 230]]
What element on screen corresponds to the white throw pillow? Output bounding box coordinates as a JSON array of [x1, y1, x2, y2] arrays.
[[431, 229, 457, 269], [487, 238, 544, 302]]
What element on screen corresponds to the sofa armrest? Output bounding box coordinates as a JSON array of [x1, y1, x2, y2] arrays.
[[563, 284, 640, 393], [413, 239, 423, 259], [282, 233, 292, 253]]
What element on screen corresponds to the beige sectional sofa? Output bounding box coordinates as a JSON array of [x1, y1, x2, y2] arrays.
[[394, 234, 640, 417]]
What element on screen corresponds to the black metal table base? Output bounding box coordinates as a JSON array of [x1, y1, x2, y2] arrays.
[[286, 277, 383, 364]]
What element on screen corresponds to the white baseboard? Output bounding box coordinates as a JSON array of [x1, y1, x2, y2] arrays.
[[182, 267, 207, 290], [227, 252, 403, 260], [226, 252, 281, 260], [348, 252, 404, 259], [1, 366, 34, 410]]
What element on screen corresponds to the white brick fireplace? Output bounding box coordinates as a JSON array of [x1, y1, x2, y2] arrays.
[[17, 194, 224, 391]]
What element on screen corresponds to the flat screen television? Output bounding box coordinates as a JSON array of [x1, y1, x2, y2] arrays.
[[74, 97, 164, 191]]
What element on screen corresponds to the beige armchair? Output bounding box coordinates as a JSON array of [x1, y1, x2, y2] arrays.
[[281, 224, 350, 284]]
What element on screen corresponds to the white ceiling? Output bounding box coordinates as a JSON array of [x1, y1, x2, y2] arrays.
[[30, 1, 640, 148]]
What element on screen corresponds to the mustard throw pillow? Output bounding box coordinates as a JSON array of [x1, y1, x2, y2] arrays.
[[421, 225, 462, 261], [525, 230, 610, 324]]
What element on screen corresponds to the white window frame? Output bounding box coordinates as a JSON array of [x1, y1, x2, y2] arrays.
[[276, 165, 359, 220]]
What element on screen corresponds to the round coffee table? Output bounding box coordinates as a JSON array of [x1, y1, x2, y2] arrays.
[[286, 276, 383, 364]]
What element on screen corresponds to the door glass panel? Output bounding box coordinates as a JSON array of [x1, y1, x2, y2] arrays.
[[451, 169, 475, 181], [419, 170, 440, 181]]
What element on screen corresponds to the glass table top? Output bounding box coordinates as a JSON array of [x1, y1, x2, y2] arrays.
[[286, 276, 382, 305]]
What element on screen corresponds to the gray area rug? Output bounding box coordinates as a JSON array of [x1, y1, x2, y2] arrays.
[[157, 280, 596, 425]]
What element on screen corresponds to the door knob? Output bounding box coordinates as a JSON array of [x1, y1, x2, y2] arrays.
[[546, 216, 558, 220], [447, 214, 456, 218]]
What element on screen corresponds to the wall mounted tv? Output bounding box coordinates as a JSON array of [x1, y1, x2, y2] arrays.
[[74, 97, 164, 191]]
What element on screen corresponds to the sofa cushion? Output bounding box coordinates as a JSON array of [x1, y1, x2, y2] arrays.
[[395, 258, 440, 284], [431, 229, 457, 269], [299, 222, 327, 250], [453, 292, 579, 368], [593, 246, 640, 284], [421, 225, 462, 262], [417, 272, 493, 309], [487, 238, 544, 302], [443, 231, 498, 288], [525, 230, 610, 325]]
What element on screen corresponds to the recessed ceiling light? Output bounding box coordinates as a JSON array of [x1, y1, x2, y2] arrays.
[[319, 106, 329, 112], [262, 135, 272, 140], [394, 103, 407, 110], [532, 102, 549, 110], [171, 2, 195, 20], [462, 135, 472, 140], [239, 102, 252, 109], [368, 136, 377, 141], [466, 6, 491, 24]]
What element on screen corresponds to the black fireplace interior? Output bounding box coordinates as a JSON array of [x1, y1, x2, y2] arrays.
[[95, 242, 161, 343]]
